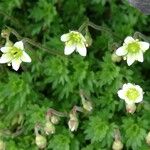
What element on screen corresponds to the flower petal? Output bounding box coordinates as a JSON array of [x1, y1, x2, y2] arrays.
[[139, 42, 149, 52], [127, 54, 135, 66], [76, 43, 87, 56], [12, 58, 22, 71], [14, 41, 24, 50], [116, 46, 127, 56], [124, 98, 134, 105], [61, 33, 70, 42], [0, 47, 11, 53], [124, 36, 135, 44], [64, 43, 76, 55], [135, 51, 143, 62], [21, 51, 31, 62], [0, 53, 12, 63], [117, 90, 125, 99]]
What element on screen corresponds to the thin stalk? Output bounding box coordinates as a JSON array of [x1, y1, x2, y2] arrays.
[[6, 26, 64, 56]]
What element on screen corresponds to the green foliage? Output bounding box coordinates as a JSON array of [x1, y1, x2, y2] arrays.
[[0, 0, 150, 149]]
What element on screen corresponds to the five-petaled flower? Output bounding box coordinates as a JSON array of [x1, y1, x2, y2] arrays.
[[0, 41, 31, 71], [117, 83, 143, 105], [61, 31, 87, 56], [116, 36, 149, 66]]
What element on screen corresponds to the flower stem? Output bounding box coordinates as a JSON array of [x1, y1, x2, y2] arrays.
[[88, 21, 120, 39], [6, 26, 65, 56], [133, 32, 150, 42], [47, 108, 68, 117]]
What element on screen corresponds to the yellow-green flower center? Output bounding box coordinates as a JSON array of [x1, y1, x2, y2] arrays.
[[69, 32, 83, 43], [10, 46, 23, 59], [126, 88, 139, 101], [127, 42, 140, 54]]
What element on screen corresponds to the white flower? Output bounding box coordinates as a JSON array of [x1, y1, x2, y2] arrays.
[[117, 83, 143, 105], [61, 31, 87, 56], [0, 41, 31, 71], [116, 36, 149, 66]]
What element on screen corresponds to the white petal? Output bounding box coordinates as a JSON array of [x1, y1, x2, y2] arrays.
[[127, 54, 135, 66], [12, 59, 22, 71], [0, 47, 11, 53], [135, 51, 143, 62], [124, 98, 134, 105], [64, 43, 76, 55], [116, 46, 127, 56], [139, 42, 149, 52], [122, 83, 133, 90], [135, 95, 143, 103], [21, 51, 31, 62], [124, 36, 135, 44], [0, 53, 12, 63], [76, 43, 87, 56], [117, 90, 125, 99], [61, 33, 70, 42], [14, 41, 24, 50], [135, 85, 143, 93]]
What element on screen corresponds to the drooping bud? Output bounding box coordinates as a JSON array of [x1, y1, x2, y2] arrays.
[[82, 100, 93, 112], [0, 140, 5, 150], [85, 28, 92, 47], [44, 121, 55, 135], [146, 131, 150, 145], [68, 113, 79, 132], [111, 53, 122, 63], [51, 115, 59, 125], [35, 134, 47, 149], [112, 140, 123, 150], [80, 90, 92, 112], [1, 29, 10, 39], [126, 103, 136, 114]]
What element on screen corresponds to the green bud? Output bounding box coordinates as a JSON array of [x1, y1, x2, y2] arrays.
[[83, 100, 93, 112], [0, 140, 5, 150], [85, 29, 92, 47], [112, 140, 123, 150], [146, 131, 150, 145], [35, 135, 47, 149], [68, 114, 79, 132], [51, 115, 59, 125], [44, 121, 55, 135], [1, 29, 10, 39], [111, 53, 122, 63]]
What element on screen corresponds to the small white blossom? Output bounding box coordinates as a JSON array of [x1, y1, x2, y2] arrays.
[[0, 41, 31, 71], [117, 83, 143, 105], [61, 31, 87, 56], [116, 36, 149, 66]]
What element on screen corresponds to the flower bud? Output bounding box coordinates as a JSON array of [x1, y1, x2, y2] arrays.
[[1, 29, 10, 39], [112, 140, 123, 150], [126, 103, 136, 114], [44, 121, 55, 135], [85, 31, 92, 47], [111, 53, 122, 63], [82, 100, 93, 112], [146, 131, 150, 145], [35, 134, 47, 149], [68, 113, 79, 132], [51, 115, 59, 125], [0, 140, 5, 150]]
